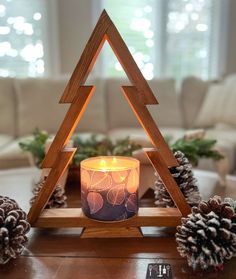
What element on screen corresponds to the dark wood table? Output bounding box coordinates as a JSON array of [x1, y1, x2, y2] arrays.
[[0, 168, 236, 279]]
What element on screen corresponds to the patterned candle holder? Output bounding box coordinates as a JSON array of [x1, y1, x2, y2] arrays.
[[80, 156, 140, 222]]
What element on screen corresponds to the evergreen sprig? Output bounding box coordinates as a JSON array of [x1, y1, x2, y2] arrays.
[[19, 129, 224, 168], [72, 134, 141, 166], [19, 130, 141, 167], [19, 128, 49, 167], [171, 138, 224, 166]]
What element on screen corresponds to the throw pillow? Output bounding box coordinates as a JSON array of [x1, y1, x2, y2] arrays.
[[195, 76, 236, 128]]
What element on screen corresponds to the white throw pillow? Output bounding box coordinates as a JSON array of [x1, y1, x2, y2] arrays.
[[195, 78, 236, 128], [194, 83, 224, 127], [222, 80, 236, 126]]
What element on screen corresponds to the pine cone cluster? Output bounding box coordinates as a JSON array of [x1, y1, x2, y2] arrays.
[[176, 195, 236, 271], [30, 177, 67, 208], [0, 196, 30, 264], [154, 151, 201, 207]]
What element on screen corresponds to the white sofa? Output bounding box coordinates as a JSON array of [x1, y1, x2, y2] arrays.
[[0, 76, 236, 189]]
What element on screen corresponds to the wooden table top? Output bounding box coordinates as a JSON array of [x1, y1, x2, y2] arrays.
[[0, 168, 236, 279]]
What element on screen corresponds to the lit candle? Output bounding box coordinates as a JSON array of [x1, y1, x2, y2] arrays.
[[80, 156, 140, 221]]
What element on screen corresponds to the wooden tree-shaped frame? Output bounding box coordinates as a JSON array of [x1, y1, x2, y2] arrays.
[[28, 10, 191, 238]]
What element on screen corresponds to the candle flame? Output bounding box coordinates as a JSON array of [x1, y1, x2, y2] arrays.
[[112, 157, 117, 163], [100, 159, 107, 171], [100, 159, 106, 166]]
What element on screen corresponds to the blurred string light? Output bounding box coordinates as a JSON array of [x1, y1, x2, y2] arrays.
[[33, 12, 41, 21], [196, 23, 208, 32], [144, 5, 152, 13], [0, 0, 45, 77], [134, 8, 143, 17], [167, 1, 209, 34], [145, 39, 154, 47], [20, 42, 43, 62], [104, 0, 154, 80], [144, 30, 154, 39], [0, 69, 9, 77], [105, 0, 214, 82], [0, 26, 10, 34], [165, 0, 212, 81], [0, 4, 6, 17], [130, 18, 151, 31]]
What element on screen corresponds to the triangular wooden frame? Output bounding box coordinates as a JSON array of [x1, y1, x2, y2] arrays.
[[27, 10, 191, 237]]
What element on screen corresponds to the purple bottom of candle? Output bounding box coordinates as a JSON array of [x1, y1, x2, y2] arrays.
[[81, 189, 138, 222]]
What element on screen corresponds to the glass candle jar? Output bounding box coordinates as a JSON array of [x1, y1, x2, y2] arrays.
[[80, 156, 140, 222]]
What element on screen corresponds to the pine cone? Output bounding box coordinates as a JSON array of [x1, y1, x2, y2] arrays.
[[0, 196, 30, 264], [176, 195, 236, 271], [30, 177, 67, 208], [154, 151, 201, 207]]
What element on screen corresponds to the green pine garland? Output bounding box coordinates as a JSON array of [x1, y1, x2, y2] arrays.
[[19, 129, 141, 167], [19, 129, 224, 168], [170, 138, 224, 166], [19, 128, 48, 167]]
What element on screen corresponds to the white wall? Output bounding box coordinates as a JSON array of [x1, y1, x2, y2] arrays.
[[56, 0, 236, 77]]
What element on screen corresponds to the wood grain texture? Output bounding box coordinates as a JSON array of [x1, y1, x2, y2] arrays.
[[80, 227, 143, 238], [27, 148, 76, 225], [3, 255, 235, 279], [33, 207, 182, 228], [28, 9, 189, 229], [122, 86, 178, 167], [60, 10, 157, 105], [145, 149, 191, 217], [42, 86, 94, 168]]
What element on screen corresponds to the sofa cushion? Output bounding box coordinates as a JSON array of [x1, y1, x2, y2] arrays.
[[180, 77, 210, 128], [80, 78, 107, 133], [0, 135, 13, 150], [194, 128, 236, 173], [0, 138, 30, 169], [194, 83, 223, 128], [148, 79, 183, 127], [195, 76, 236, 128], [206, 127, 236, 147], [0, 78, 16, 136], [14, 78, 68, 136], [109, 127, 150, 147], [108, 127, 185, 147], [14, 78, 107, 137], [197, 141, 235, 173], [106, 78, 183, 129]]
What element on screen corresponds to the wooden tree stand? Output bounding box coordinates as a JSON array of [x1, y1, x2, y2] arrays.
[[27, 10, 191, 238]]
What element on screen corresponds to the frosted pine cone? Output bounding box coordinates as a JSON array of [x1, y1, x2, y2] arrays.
[[176, 195, 236, 271], [30, 177, 67, 208], [154, 151, 201, 207], [0, 196, 30, 264]]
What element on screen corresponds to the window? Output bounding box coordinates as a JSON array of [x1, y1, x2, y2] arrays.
[[102, 0, 221, 82], [0, 0, 47, 77], [101, 0, 156, 80]]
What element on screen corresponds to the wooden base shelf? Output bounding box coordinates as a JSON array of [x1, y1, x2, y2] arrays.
[[80, 227, 144, 238], [33, 207, 182, 228]]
